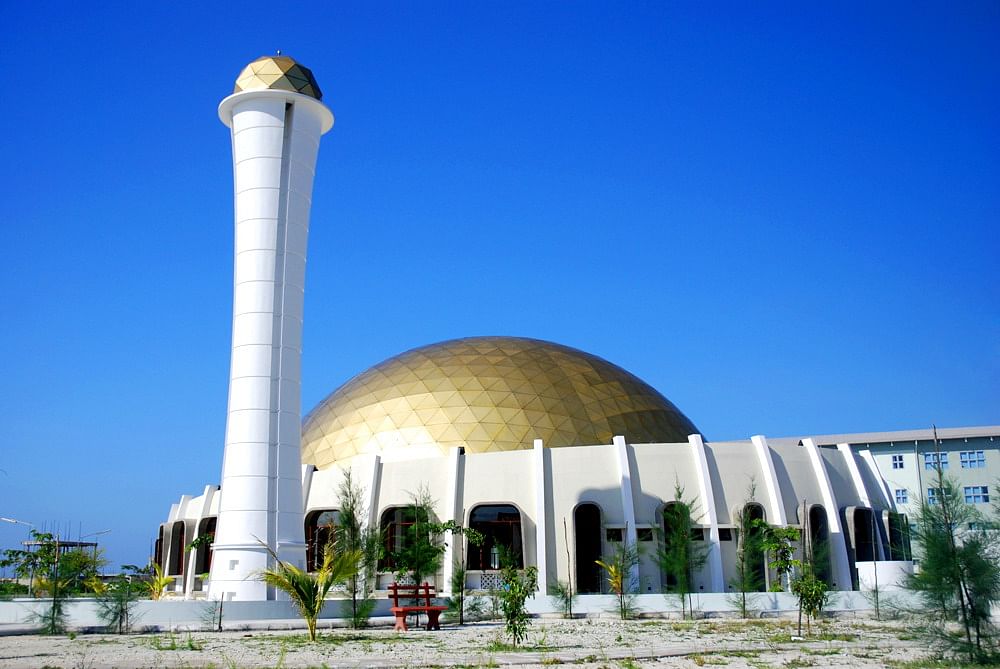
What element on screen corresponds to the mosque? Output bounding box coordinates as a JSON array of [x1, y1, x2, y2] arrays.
[[156, 56, 999, 603]]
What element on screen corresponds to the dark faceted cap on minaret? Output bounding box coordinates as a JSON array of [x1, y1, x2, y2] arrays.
[[233, 55, 322, 100]]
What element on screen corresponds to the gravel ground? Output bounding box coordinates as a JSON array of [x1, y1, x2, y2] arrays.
[[0, 617, 931, 668]]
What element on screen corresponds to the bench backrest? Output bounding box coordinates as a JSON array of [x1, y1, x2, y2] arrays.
[[388, 582, 436, 607]]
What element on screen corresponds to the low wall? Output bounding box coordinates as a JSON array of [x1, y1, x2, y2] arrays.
[[856, 561, 913, 590], [0, 590, 918, 633]]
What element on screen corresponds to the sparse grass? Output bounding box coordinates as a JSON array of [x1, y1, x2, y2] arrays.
[[148, 633, 178, 651], [715, 650, 760, 658], [484, 638, 555, 653], [782, 657, 814, 668], [885, 659, 1000, 669], [250, 631, 436, 648], [803, 647, 840, 656]]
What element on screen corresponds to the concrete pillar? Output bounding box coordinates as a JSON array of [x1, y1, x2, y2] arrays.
[[442, 446, 462, 595], [533, 438, 548, 594]]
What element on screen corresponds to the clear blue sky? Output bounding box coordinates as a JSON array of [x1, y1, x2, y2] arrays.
[[1, 3, 997, 568]]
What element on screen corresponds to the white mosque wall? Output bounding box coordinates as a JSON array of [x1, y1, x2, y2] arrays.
[[156, 431, 973, 601]]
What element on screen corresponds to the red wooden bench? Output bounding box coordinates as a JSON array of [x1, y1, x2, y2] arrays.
[[387, 582, 448, 631]]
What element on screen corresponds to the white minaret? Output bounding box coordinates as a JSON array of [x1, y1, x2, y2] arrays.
[[208, 55, 333, 601]]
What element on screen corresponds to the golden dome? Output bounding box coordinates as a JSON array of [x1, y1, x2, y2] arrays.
[[233, 55, 322, 100], [301, 336, 698, 467]]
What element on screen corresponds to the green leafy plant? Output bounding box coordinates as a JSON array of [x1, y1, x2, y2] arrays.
[[259, 542, 360, 641], [759, 524, 800, 592], [498, 562, 538, 647], [335, 469, 383, 628], [185, 533, 213, 553], [0, 530, 107, 633], [94, 565, 146, 634], [596, 527, 641, 620], [201, 597, 224, 632], [790, 569, 828, 634], [905, 459, 1000, 664], [657, 485, 709, 618], [0, 530, 106, 599], [391, 487, 446, 585], [146, 562, 174, 601], [729, 482, 766, 617], [447, 525, 483, 625], [389, 486, 482, 625], [549, 580, 577, 619], [792, 500, 828, 636]]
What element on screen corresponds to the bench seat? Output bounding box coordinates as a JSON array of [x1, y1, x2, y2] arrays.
[[387, 582, 447, 631]]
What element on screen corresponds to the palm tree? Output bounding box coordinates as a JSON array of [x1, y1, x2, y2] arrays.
[[259, 543, 360, 641]]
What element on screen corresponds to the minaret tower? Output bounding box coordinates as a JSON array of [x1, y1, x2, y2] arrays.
[[209, 55, 333, 601]]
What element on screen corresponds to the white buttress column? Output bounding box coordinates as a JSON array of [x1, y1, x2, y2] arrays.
[[612, 435, 640, 592], [802, 438, 853, 591], [532, 438, 549, 595], [209, 89, 333, 601], [688, 434, 725, 592]]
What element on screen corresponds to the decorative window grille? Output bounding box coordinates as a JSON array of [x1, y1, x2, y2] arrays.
[[480, 571, 504, 591]]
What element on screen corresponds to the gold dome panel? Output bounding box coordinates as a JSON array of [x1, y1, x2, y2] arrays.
[[234, 55, 322, 100], [301, 336, 698, 468]]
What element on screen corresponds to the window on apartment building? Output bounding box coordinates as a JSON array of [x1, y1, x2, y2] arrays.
[[895, 489, 908, 504], [923, 452, 948, 470], [964, 486, 990, 504], [891, 454, 904, 469], [927, 488, 940, 505], [959, 450, 986, 469]]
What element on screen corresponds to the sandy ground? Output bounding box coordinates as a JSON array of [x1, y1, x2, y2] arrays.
[[0, 617, 932, 668]]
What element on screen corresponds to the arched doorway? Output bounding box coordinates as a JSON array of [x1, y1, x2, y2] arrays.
[[574, 503, 602, 594], [167, 520, 186, 577], [193, 517, 216, 574], [154, 525, 165, 572], [807, 505, 832, 584], [739, 503, 767, 592]]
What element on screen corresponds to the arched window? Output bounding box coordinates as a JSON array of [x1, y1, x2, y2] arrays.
[[807, 505, 832, 585], [574, 503, 602, 593], [193, 517, 216, 574], [305, 510, 338, 572], [378, 506, 431, 572], [167, 520, 186, 577], [468, 505, 523, 570]]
